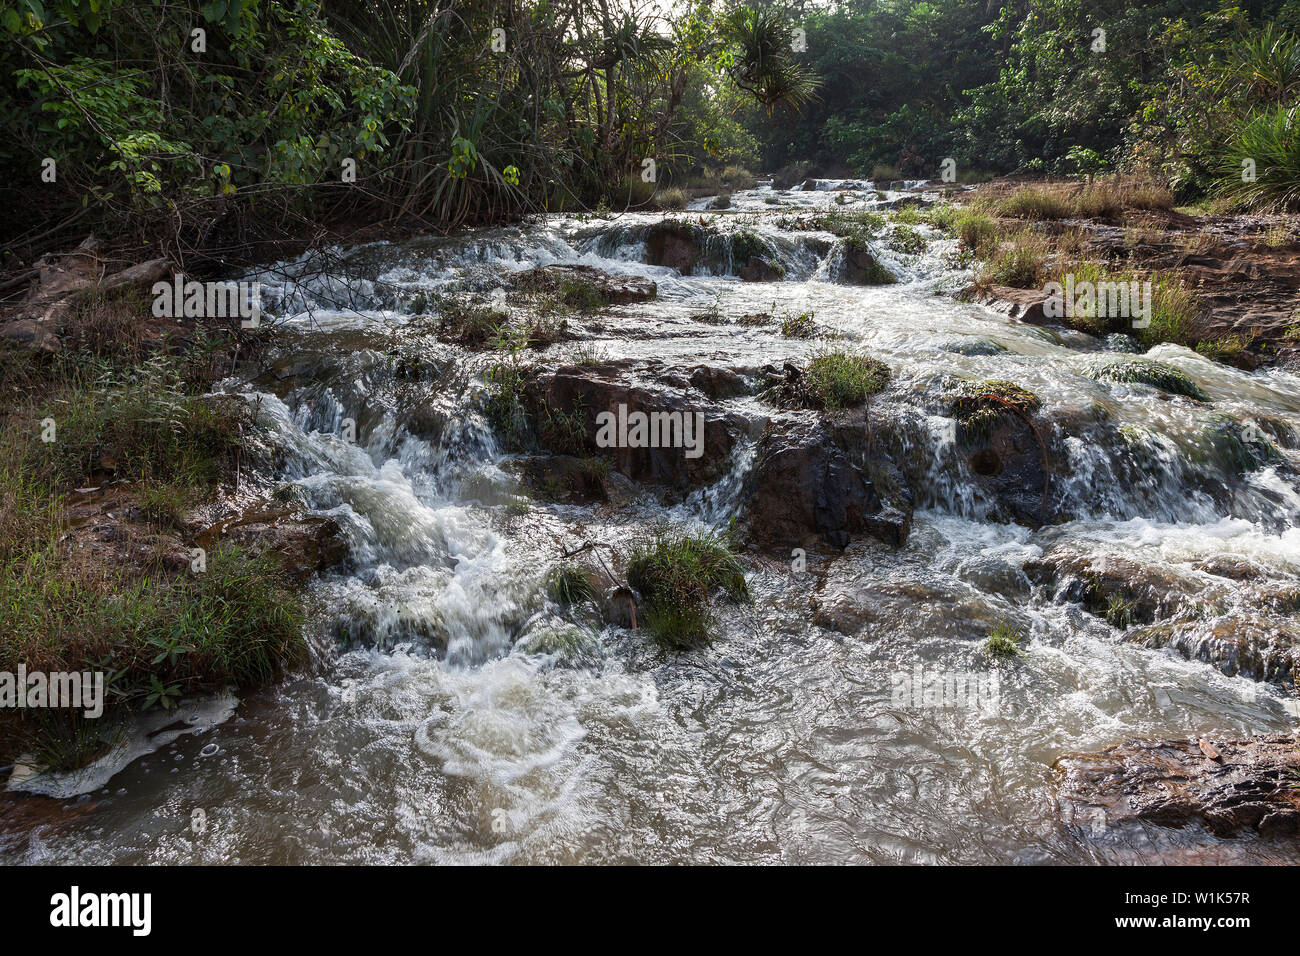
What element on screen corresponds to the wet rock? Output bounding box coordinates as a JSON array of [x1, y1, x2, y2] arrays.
[[1024, 549, 1202, 626], [812, 573, 1004, 638], [644, 222, 702, 274], [601, 584, 643, 629], [975, 285, 1053, 325], [530, 360, 754, 491], [199, 510, 349, 583], [1054, 734, 1300, 836], [741, 416, 912, 552], [1126, 615, 1299, 686], [511, 455, 608, 504], [830, 239, 895, 285], [514, 263, 656, 305], [772, 162, 817, 190], [738, 255, 784, 282], [688, 365, 751, 400], [959, 404, 1052, 527], [1194, 555, 1272, 581]]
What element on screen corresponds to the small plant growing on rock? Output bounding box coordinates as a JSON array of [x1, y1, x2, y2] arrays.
[[977, 230, 1051, 288], [1104, 594, 1136, 629], [887, 224, 927, 254], [950, 379, 1043, 436], [985, 622, 1025, 657], [800, 349, 891, 409], [780, 310, 818, 338]]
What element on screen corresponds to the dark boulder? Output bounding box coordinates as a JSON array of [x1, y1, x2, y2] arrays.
[[741, 416, 911, 552], [644, 222, 702, 274], [529, 360, 755, 492], [829, 239, 896, 286]]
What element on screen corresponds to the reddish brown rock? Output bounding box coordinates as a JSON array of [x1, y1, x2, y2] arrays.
[[1054, 734, 1300, 836]]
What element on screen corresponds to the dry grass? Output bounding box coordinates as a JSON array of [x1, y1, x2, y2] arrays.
[[994, 176, 1174, 221]]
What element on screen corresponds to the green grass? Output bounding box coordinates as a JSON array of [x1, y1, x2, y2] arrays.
[[996, 187, 1074, 220], [888, 224, 927, 254], [0, 314, 307, 771], [1104, 594, 1136, 629], [780, 310, 818, 338], [627, 526, 748, 649], [1, 546, 305, 713], [547, 563, 599, 605], [437, 298, 508, 346], [1141, 274, 1202, 347], [984, 622, 1025, 657], [950, 207, 999, 257], [1082, 358, 1210, 401], [978, 231, 1050, 288], [799, 350, 891, 409]]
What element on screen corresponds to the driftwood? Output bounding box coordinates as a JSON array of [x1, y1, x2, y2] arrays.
[[1, 235, 173, 351]]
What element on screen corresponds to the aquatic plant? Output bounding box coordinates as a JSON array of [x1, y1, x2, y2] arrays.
[[547, 564, 599, 605], [985, 622, 1025, 657], [1082, 359, 1210, 401], [950, 379, 1042, 435]]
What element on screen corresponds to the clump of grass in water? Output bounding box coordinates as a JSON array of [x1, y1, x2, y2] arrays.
[[548, 563, 598, 605], [888, 224, 927, 255], [482, 327, 538, 446], [626, 525, 749, 649], [1082, 358, 1209, 401], [780, 310, 818, 338], [985, 622, 1025, 657], [1104, 594, 1136, 629], [800, 350, 891, 409]]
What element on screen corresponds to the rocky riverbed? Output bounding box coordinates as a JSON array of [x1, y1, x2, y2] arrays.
[[3, 177, 1299, 864]]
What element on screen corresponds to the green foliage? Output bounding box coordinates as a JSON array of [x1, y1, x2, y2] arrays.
[[627, 525, 748, 649], [547, 564, 598, 606], [1217, 103, 1300, 211], [0, 544, 306, 710], [798, 350, 891, 410], [985, 622, 1024, 657], [1083, 359, 1210, 401], [780, 310, 817, 338]]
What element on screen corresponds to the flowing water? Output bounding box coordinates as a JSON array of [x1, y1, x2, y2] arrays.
[[6, 180, 1300, 864]]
